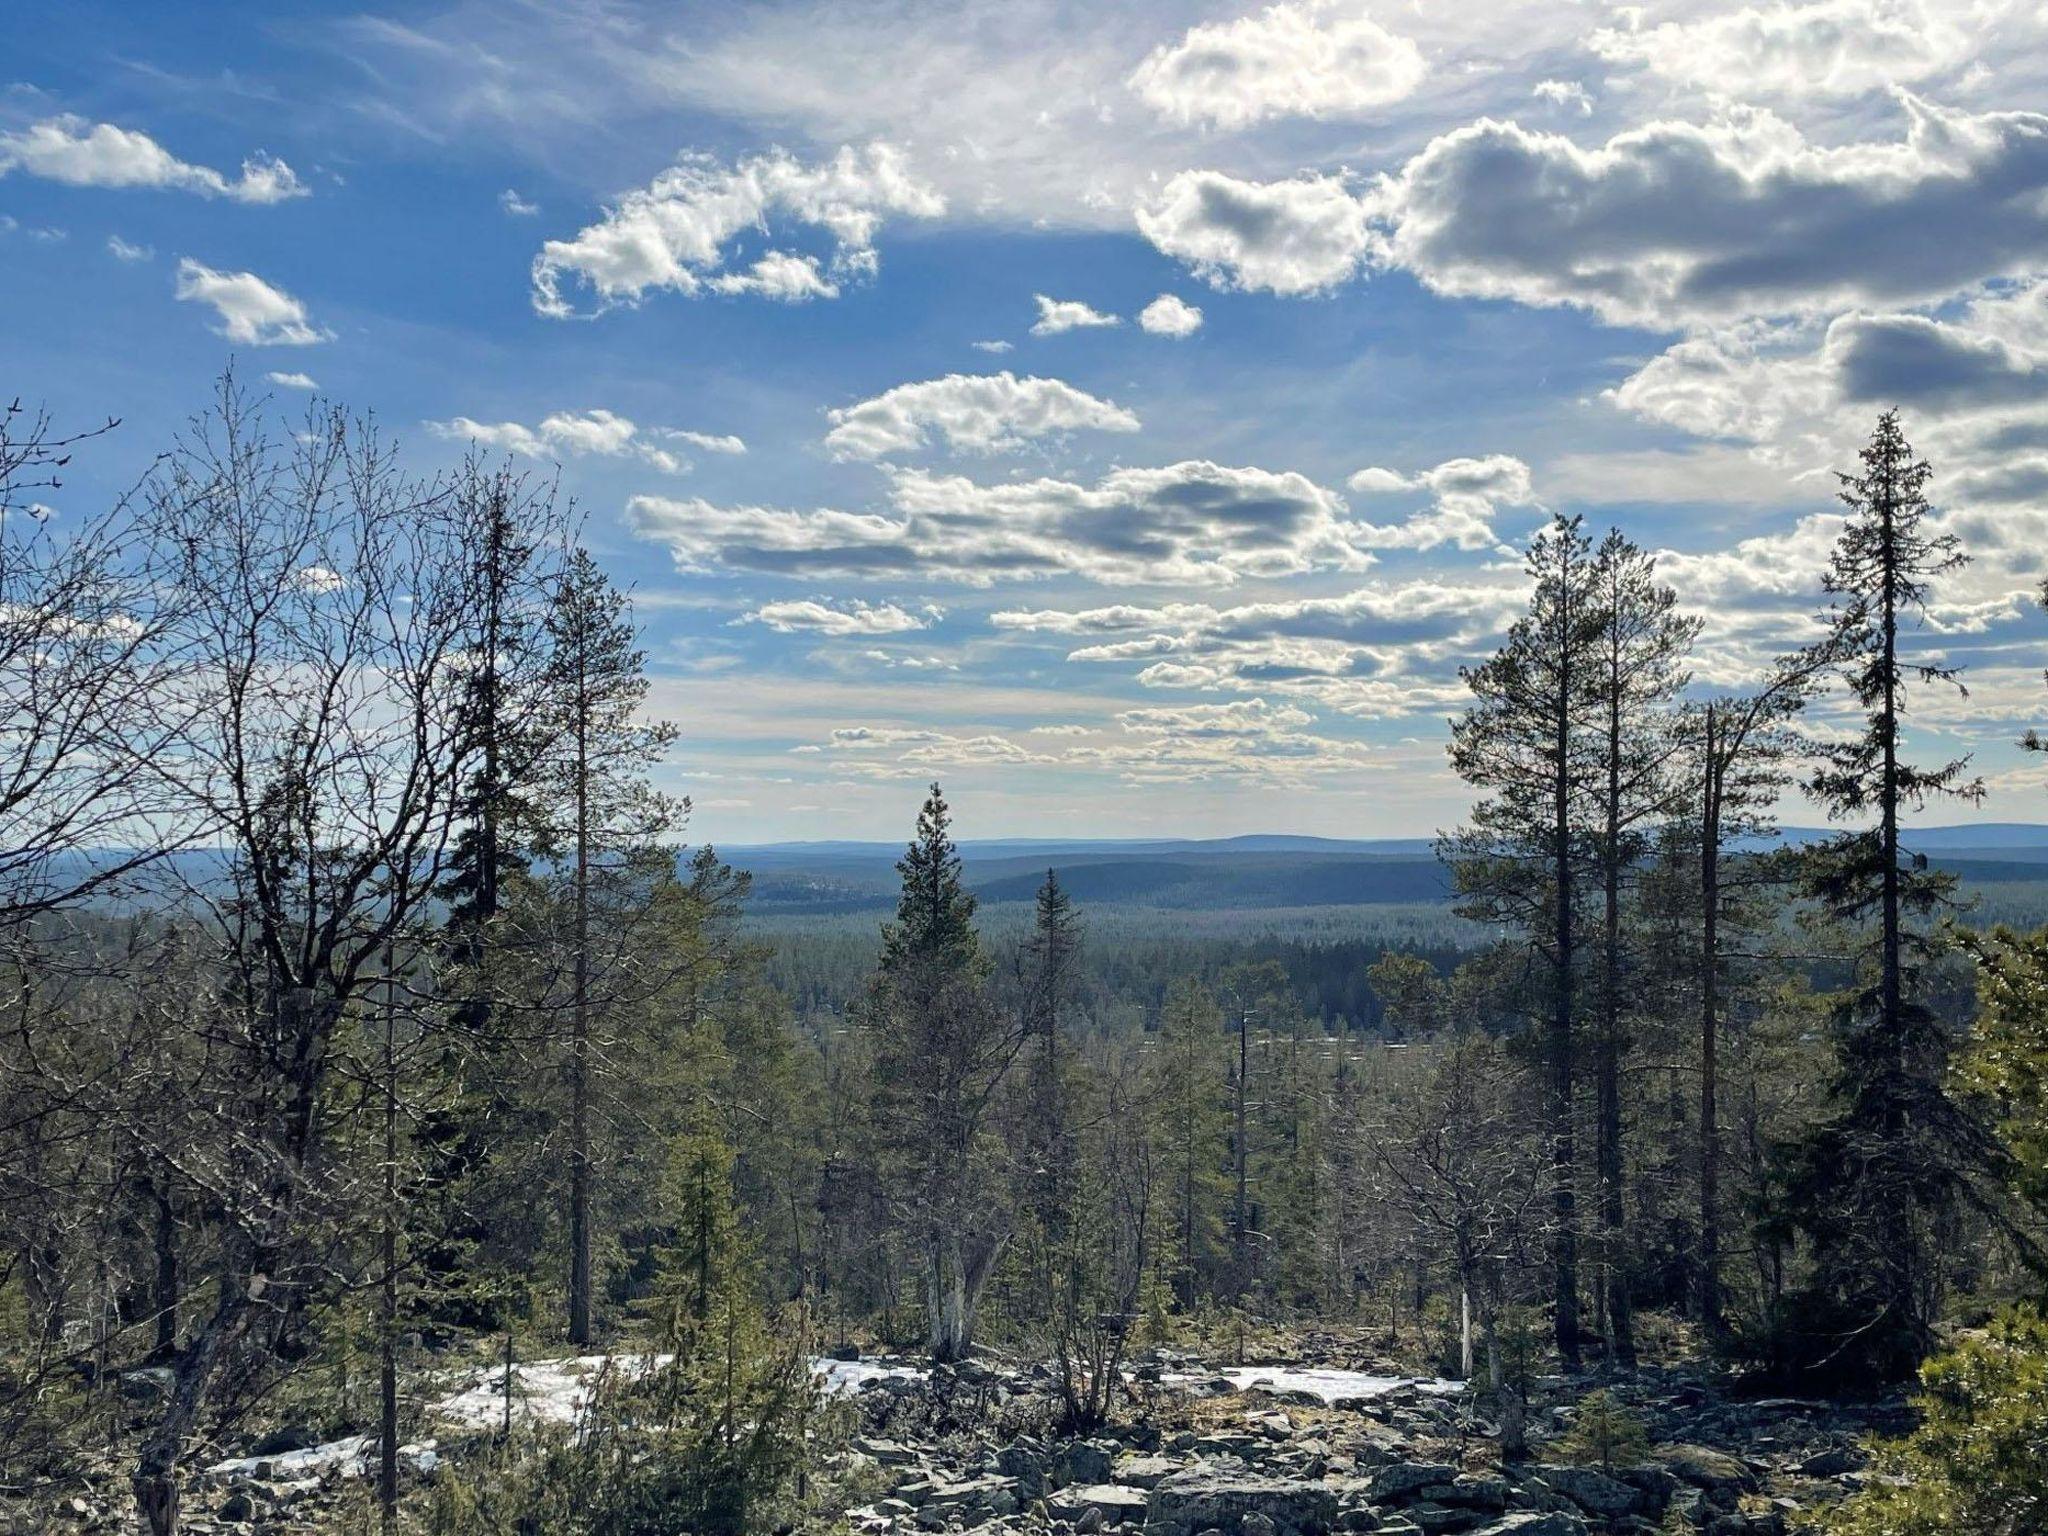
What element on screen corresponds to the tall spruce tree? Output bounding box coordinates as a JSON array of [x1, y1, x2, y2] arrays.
[[1777, 411, 1989, 1385], [1586, 530, 1699, 1366], [1444, 511, 1605, 1366], [539, 549, 678, 1345], [870, 784, 1021, 1361]]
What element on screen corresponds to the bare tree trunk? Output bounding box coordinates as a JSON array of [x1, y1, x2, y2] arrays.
[[568, 680, 593, 1347], [152, 1182, 179, 1360], [378, 945, 399, 1531], [1698, 706, 1724, 1334], [1553, 699, 1582, 1368]]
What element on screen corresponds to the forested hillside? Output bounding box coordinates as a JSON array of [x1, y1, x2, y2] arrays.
[[3, 392, 2047, 1536]]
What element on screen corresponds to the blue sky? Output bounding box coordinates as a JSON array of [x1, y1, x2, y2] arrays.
[[7, 0, 2048, 843]]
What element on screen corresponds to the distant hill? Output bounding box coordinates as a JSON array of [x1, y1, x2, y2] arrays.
[[724, 824, 2048, 916]]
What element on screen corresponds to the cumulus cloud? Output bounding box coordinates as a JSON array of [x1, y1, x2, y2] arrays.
[[1139, 293, 1204, 337], [1532, 79, 1593, 115], [991, 579, 1525, 717], [1345, 455, 1536, 552], [1127, 1, 1425, 128], [425, 408, 737, 472], [530, 142, 942, 317], [1137, 169, 1372, 295], [823, 372, 1139, 459], [1031, 294, 1121, 335], [741, 598, 931, 635], [630, 459, 1369, 586], [0, 116, 305, 203], [173, 260, 327, 345], [1369, 95, 2048, 329], [1589, 0, 1973, 98]]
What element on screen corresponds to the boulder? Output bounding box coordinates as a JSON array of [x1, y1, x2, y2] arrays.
[[1056, 1439, 1119, 1488], [1148, 1470, 1341, 1536], [1053, 1483, 1151, 1525], [1530, 1465, 1639, 1519], [1113, 1454, 1183, 1489], [1359, 1463, 1460, 1505], [1471, 1514, 1588, 1536]]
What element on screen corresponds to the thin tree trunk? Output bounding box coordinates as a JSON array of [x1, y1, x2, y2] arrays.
[[568, 684, 593, 1346], [151, 1182, 178, 1360], [1598, 623, 1637, 1369], [378, 942, 399, 1530], [1553, 683, 1582, 1367], [1699, 706, 1723, 1334]]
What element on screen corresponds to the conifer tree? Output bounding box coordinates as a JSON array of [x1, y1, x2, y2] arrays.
[[1445, 512, 1605, 1365], [869, 784, 1020, 1361], [538, 549, 678, 1345], [1150, 979, 1230, 1310], [1776, 411, 1991, 1384], [1586, 530, 1699, 1366]]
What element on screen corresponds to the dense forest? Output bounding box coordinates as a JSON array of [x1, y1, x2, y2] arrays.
[[3, 384, 2047, 1536]]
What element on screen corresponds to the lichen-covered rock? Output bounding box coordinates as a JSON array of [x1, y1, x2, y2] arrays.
[[1148, 1470, 1341, 1536]]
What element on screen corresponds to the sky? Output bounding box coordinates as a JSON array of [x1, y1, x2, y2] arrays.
[[6, 0, 2048, 846]]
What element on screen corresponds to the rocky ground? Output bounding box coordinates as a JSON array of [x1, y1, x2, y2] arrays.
[[16, 1341, 1909, 1535]]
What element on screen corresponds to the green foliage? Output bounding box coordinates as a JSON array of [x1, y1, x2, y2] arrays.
[[1819, 1308, 2048, 1536], [1959, 923, 2048, 1220], [1555, 1389, 1650, 1472], [1149, 979, 1231, 1310]]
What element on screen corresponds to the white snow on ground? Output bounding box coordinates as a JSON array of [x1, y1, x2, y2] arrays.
[[204, 1354, 926, 1478], [206, 1433, 440, 1483], [1168, 1365, 1463, 1401], [204, 1356, 1449, 1479]]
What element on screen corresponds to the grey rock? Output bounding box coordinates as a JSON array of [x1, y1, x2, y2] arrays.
[[1530, 1465, 1639, 1519], [1112, 1454, 1182, 1489], [1359, 1464, 1459, 1505], [1148, 1470, 1341, 1536], [1470, 1515, 1587, 1536], [1056, 1439, 1118, 1488]]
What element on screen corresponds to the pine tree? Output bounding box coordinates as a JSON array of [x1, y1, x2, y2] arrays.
[[539, 549, 678, 1346], [1444, 512, 1605, 1366], [1675, 646, 1830, 1333], [1150, 979, 1230, 1311], [1586, 530, 1699, 1367], [1776, 411, 1990, 1385]]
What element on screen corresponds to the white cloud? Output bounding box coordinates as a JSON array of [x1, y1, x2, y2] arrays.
[[530, 142, 942, 317], [992, 578, 1525, 716], [1589, 0, 1975, 99], [1031, 294, 1121, 335], [1138, 293, 1204, 337], [741, 598, 931, 636], [666, 428, 747, 455], [1137, 169, 1372, 296], [630, 459, 1369, 586], [266, 371, 320, 390], [105, 235, 152, 262], [1369, 95, 2048, 329], [1128, 1, 1425, 129], [173, 260, 328, 346], [1345, 454, 1537, 552], [1531, 79, 1593, 115], [823, 372, 1139, 459], [707, 249, 840, 301], [424, 408, 731, 472], [971, 339, 1014, 353], [499, 188, 539, 215], [0, 116, 305, 203]]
